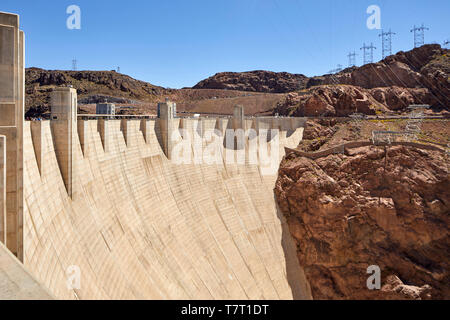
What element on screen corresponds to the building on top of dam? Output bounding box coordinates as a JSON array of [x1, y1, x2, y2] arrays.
[[96, 103, 116, 116]]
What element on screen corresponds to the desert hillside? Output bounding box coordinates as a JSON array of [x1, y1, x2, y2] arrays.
[[25, 68, 286, 117], [195, 44, 450, 115], [194, 45, 449, 95], [193, 70, 309, 93], [25, 44, 449, 118]]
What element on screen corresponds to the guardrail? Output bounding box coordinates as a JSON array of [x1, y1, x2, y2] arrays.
[[77, 114, 158, 120], [285, 141, 446, 160]]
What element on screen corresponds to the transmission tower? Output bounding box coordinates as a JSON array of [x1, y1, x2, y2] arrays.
[[117, 66, 120, 73], [360, 43, 377, 65], [72, 58, 77, 71], [410, 24, 429, 48], [347, 51, 357, 67], [379, 29, 396, 59], [328, 64, 343, 74]]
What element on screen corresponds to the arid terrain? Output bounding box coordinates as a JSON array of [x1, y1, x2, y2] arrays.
[[297, 118, 450, 152], [275, 144, 449, 300], [275, 114, 449, 300], [25, 44, 449, 119], [25, 68, 287, 118]]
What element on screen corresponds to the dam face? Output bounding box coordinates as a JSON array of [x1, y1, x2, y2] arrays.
[[0, 11, 311, 300], [17, 116, 311, 300]]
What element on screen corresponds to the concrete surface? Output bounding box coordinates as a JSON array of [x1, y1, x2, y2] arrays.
[[18, 117, 311, 299], [0, 242, 53, 300], [0, 11, 24, 260]]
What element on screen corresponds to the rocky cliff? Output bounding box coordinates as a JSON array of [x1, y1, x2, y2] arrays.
[[193, 70, 309, 93], [25, 44, 449, 117], [274, 85, 439, 117], [24, 68, 284, 117], [25, 68, 171, 117], [275, 145, 449, 299], [308, 44, 449, 110], [194, 44, 449, 113]]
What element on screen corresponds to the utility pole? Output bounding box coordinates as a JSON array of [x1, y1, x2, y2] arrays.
[[347, 51, 357, 67], [72, 58, 77, 71], [379, 29, 396, 59], [360, 43, 377, 65], [410, 24, 429, 48]]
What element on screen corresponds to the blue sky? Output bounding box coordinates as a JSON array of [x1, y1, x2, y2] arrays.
[[2, 0, 449, 88]]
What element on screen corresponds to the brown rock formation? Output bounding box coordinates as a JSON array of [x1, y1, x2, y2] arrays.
[[25, 68, 170, 116], [193, 70, 309, 93], [308, 44, 449, 108], [24, 68, 285, 118], [195, 45, 449, 112], [275, 85, 439, 117], [25, 45, 448, 118], [369, 86, 435, 111], [275, 145, 449, 299]]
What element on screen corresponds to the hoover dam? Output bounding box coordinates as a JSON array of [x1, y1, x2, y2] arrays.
[[0, 11, 312, 300]]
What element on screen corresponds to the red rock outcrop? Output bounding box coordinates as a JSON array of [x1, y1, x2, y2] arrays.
[[195, 45, 449, 111], [369, 86, 435, 111], [275, 85, 439, 116], [308, 45, 449, 110], [275, 145, 449, 299]]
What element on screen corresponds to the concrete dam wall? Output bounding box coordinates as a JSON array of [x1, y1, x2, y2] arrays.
[[2, 115, 312, 299], [0, 11, 312, 300]]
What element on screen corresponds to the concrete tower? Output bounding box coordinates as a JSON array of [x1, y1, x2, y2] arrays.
[[0, 12, 24, 259], [233, 105, 245, 130], [158, 100, 176, 159], [50, 87, 77, 198]]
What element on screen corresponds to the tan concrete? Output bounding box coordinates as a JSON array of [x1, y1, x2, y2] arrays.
[[0, 242, 53, 299], [77, 119, 88, 156], [50, 87, 77, 198], [0, 12, 24, 260], [18, 116, 311, 300], [158, 101, 176, 159], [0, 136, 5, 244], [140, 119, 151, 144], [30, 121, 44, 175], [233, 105, 245, 130], [120, 119, 130, 146], [97, 118, 110, 152]]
